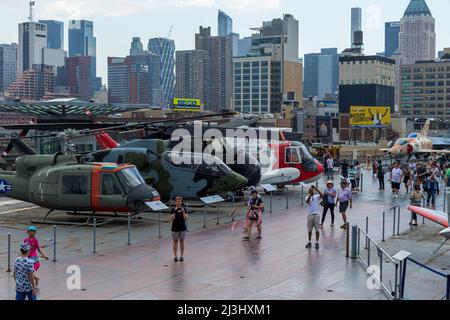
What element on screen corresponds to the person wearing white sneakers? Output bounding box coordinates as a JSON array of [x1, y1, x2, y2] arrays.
[[390, 162, 402, 198], [305, 186, 323, 250]]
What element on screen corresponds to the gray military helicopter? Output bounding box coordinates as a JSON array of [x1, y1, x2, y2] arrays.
[[86, 139, 248, 201]]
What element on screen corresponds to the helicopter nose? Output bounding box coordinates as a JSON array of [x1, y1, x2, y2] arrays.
[[127, 183, 160, 203], [229, 172, 248, 190]]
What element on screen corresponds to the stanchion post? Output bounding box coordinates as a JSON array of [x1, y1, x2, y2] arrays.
[[216, 205, 220, 225], [345, 223, 350, 258], [392, 209, 396, 237], [365, 217, 369, 249], [361, 173, 364, 192], [93, 217, 97, 254], [397, 207, 401, 236], [185, 203, 189, 231], [52, 225, 57, 262], [286, 189, 289, 210], [203, 206, 207, 228], [382, 211, 386, 242], [444, 189, 446, 212], [7, 233, 11, 273], [446, 275, 450, 301], [350, 225, 358, 258], [158, 211, 161, 238], [269, 191, 273, 214], [127, 213, 131, 245], [301, 185, 304, 206]]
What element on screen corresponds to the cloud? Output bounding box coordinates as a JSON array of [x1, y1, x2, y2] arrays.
[[219, 0, 281, 11], [38, 0, 279, 20]]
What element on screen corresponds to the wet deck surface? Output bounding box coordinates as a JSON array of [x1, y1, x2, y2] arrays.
[[0, 169, 448, 300]]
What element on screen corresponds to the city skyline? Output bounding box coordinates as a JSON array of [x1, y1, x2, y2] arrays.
[[1, 0, 449, 83]]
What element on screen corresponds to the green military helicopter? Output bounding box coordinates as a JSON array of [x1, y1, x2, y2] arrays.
[[0, 153, 161, 218], [87, 139, 248, 201]]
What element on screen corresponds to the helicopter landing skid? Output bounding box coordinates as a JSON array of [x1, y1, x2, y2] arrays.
[[30, 210, 136, 227]]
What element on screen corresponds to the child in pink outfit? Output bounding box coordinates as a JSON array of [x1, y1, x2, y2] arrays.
[[24, 226, 49, 286]]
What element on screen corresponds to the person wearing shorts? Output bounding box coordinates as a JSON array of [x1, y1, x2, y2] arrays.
[[336, 181, 352, 229], [170, 197, 188, 262], [305, 186, 324, 250], [14, 243, 37, 301], [243, 190, 264, 241], [390, 162, 402, 198]]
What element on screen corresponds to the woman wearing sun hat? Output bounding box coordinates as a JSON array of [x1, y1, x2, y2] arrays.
[[320, 181, 337, 228]]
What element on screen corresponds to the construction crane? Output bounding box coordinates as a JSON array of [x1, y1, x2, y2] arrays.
[[29, 1, 36, 22]]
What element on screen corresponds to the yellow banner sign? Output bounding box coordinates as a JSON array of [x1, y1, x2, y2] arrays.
[[173, 98, 201, 112], [350, 106, 391, 127]]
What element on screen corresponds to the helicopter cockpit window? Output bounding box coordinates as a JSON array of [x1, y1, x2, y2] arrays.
[[396, 139, 408, 146], [62, 175, 88, 195], [116, 167, 145, 193], [299, 146, 317, 172], [285, 147, 301, 164], [102, 174, 122, 195]]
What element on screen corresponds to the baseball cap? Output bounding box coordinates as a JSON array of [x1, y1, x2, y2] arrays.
[[27, 226, 37, 232], [20, 243, 31, 252], [326, 180, 334, 185]]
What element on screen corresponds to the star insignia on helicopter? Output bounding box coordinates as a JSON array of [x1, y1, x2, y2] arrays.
[[0, 179, 12, 193]]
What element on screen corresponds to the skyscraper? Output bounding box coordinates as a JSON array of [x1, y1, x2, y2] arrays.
[[318, 48, 339, 99], [68, 20, 99, 96], [338, 55, 396, 142], [130, 37, 144, 56], [6, 64, 54, 101], [68, 20, 96, 57], [108, 54, 162, 105], [66, 56, 96, 101], [39, 20, 64, 49], [303, 53, 319, 98], [195, 26, 233, 112], [351, 8, 362, 46], [385, 21, 400, 58], [148, 38, 175, 108], [17, 21, 47, 74], [218, 10, 232, 37], [235, 14, 303, 114], [0, 44, 17, 94], [399, 0, 436, 64], [175, 50, 209, 106], [303, 49, 339, 99], [237, 37, 252, 57]]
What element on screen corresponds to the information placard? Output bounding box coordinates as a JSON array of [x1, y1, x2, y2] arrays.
[[200, 195, 225, 205], [145, 201, 169, 211], [261, 184, 278, 192]]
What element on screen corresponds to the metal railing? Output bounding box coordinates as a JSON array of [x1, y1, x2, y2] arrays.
[[400, 257, 450, 300], [381, 206, 401, 242], [351, 225, 400, 300]]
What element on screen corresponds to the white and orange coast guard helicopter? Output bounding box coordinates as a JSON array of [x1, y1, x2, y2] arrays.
[[407, 205, 450, 256]]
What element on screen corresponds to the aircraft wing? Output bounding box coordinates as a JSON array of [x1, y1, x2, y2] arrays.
[[407, 206, 449, 228]]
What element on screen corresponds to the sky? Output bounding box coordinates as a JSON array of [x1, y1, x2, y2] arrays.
[[1, 0, 449, 83]]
